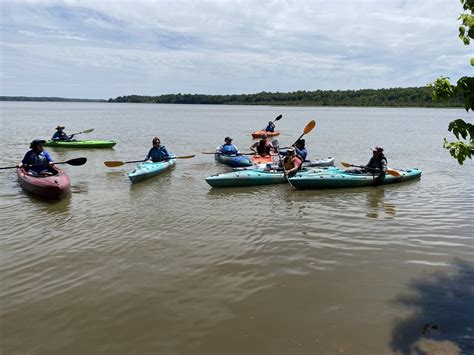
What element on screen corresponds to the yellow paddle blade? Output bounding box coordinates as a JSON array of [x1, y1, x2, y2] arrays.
[[104, 161, 124, 167], [303, 120, 316, 134], [386, 169, 401, 177], [175, 155, 195, 159], [340, 161, 351, 167]]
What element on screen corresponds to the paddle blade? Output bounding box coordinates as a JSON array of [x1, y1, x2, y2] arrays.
[[104, 161, 125, 167], [340, 162, 352, 168], [201, 152, 217, 154], [386, 169, 401, 177], [175, 155, 195, 159], [65, 157, 87, 166], [303, 120, 316, 134], [81, 128, 94, 134], [274, 114, 282, 121]]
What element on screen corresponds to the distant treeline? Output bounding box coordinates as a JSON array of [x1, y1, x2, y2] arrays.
[[108, 87, 463, 107], [0, 96, 106, 102]]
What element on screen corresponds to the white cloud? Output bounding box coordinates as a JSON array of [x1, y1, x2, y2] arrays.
[[0, 0, 471, 98]]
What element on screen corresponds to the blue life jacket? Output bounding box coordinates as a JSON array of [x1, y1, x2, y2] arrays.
[[220, 143, 238, 155], [264, 123, 275, 132], [146, 146, 170, 162], [22, 150, 53, 173], [52, 131, 73, 141], [296, 147, 308, 161]]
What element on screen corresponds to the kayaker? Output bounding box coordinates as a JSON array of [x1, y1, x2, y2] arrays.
[[217, 137, 240, 155], [19, 139, 54, 175], [264, 121, 275, 132], [250, 135, 277, 156], [280, 139, 308, 161], [145, 137, 171, 162], [350, 146, 387, 174], [52, 125, 74, 141], [282, 148, 303, 174]]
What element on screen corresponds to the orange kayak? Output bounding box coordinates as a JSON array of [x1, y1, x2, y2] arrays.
[[251, 130, 280, 139], [252, 155, 274, 165]]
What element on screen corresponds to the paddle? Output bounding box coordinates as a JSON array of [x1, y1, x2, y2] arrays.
[[291, 120, 316, 146], [340, 162, 401, 177], [71, 128, 94, 136], [104, 155, 195, 167], [0, 157, 87, 170], [202, 151, 278, 156], [272, 114, 282, 123]]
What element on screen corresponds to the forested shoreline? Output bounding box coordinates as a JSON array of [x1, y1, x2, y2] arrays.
[[108, 87, 463, 107], [1, 87, 464, 107]]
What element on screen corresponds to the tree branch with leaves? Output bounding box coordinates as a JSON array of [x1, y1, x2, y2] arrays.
[[430, 0, 473, 165]]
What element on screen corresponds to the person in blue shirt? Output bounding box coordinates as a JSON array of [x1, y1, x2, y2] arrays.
[[294, 139, 308, 161], [264, 121, 275, 132], [20, 139, 54, 174], [217, 137, 240, 155], [145, 137, 171, 162], [280, 139, 308, 161], [52, 125, 74, 141]]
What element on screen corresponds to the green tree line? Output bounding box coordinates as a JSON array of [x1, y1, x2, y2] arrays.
[[108, 87, 463, 107]]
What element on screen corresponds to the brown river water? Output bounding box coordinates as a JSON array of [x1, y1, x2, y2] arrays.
[[1, 102, 473, 354]]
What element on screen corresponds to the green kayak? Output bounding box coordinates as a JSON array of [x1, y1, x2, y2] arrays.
[[288, 167, 422, 189], [44, 140, 116, 148]]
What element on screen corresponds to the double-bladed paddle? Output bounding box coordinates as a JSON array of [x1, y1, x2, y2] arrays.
[[271, 114, 282, 123], [104, 155, 195, 167], [71, 128, 94, 136], [340, 162, 401, 177], [0, 157, 87, 170]]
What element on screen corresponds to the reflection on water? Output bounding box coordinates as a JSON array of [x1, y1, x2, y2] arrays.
[[366, 187, 397, 219]]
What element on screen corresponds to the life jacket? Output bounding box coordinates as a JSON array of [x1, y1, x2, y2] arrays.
[[283, 155, 303, 170], [27, 152, 50, 173], [221, 144, 237, 155], [257, 141, 271, 156]]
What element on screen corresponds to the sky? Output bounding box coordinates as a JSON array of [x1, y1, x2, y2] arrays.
[[0, 0, 472, 99]]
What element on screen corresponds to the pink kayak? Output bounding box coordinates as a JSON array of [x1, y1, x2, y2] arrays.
[[17, 166, 71, 200]]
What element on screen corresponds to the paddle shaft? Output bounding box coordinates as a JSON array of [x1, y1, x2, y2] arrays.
[[71, 128, 94, 136], [1, 157, 87, 170]]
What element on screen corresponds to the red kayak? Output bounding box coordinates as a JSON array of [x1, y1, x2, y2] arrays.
[[17, 166, 71, 200], [252, 155, 274, 165]]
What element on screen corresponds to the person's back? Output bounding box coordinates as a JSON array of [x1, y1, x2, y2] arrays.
[[264, 121, 275, 132]]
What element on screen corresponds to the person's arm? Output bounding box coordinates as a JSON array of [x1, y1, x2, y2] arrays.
[[21, 152, 31, 165], [44, 151, 54, 165], [269, 143, 278, 153], [380, 159, 387, 173], [51, 132, 60, 141], [250, 142, 258, 153], [233, 145, 240, 155], [288, 157, 303, 173], [161, 146, 171, 159], [145, 148, 153, 161]]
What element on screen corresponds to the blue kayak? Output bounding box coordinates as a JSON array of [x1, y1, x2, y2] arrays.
[[128, 154, 176, 183], [215, 153, 252, 167]]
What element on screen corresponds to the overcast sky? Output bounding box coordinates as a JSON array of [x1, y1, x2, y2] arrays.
[[0, 0, 471, 99]]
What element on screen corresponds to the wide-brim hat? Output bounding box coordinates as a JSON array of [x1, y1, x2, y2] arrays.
[[30, 139, 46, 148], [224, 136, 233, 141], [56, 125, 65, 130], [372, 146, 384, 152]]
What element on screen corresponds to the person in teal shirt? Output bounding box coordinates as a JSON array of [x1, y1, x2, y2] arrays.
[[145, 137, 171, 162]]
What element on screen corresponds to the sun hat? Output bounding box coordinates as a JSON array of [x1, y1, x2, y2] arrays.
[[225, 136, 233, 141], [56, 125, 65, 130], [372, 146, 384, 152], [30, 139, 46, 148]]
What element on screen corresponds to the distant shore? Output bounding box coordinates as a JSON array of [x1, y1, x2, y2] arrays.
[[1, 86, 464, 107]]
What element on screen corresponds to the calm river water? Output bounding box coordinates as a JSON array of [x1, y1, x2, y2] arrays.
[[1, 102, 473, 354]]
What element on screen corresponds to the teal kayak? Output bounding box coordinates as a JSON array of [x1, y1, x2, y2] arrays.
[[44, 140, 116, 148], [128, 154, 176, 183], [288, 167, 422, 189], [215, 153, 253, 167], [205, 168, 318, 188]]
